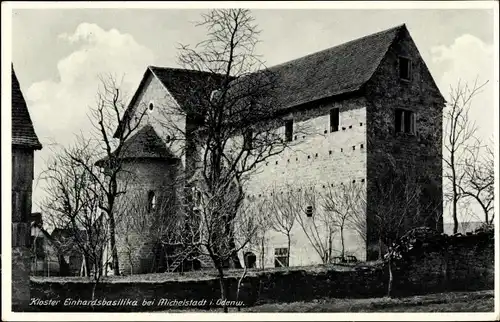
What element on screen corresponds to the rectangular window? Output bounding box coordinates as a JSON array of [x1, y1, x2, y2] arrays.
[[243, 129, 253, 150], [330, 108, 339, 132], [395, 109, 403, 133], [192, 187, 202, 208], [285, 120, 293, 142], [395, 108, 416, 134], [147, 191, 156, 213], [274, 247, 289, 267], [399, 57, 411, 81], [305, 205, 314, 217]]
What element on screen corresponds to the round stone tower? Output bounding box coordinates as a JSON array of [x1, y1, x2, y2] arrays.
[[113, 125, 181, 275]]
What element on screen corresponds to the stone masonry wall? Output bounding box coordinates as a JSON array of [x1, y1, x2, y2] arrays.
[[244, 97, 368, 266], [364, 27, 445, 259], [116, 159, 180, 275], [30, 232, 494, 312], [128, 72, 187, 167], [12, 248, 32, 311], [394, 231, 495, 295], [119, 30, 446, 270], [12, 147, 35, 311]]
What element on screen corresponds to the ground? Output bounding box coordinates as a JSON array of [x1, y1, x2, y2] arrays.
[[30, 262, 495, 313], [31, 262, 369, 283], [162, 290, 495, 313]]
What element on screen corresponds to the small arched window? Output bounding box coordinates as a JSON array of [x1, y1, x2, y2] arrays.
[[148, 101, 155, 112], [147, 191, 156, 212]]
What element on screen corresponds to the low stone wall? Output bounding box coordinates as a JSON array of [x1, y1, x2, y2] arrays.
[[393, 229, 495, 295], [29, 266, 386, 312], [28, 231, 494, 312], [12, 247, 31, 311]]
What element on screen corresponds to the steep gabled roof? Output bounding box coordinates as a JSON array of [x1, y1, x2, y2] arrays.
[[267, 24, 404, 109], [98, 124, 178, 166], [12, 66, 42, 150], [116, 24, 414, 135], [114, 67, 227, 138], [150, 66, 228, 109]]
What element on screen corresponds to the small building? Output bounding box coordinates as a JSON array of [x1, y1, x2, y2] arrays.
[[12, 65, 43, 310], [30, 212, 60, 276], [29, 213, 100, 277]]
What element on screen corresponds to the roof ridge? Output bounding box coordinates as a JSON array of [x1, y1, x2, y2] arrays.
[[149, 65, 221, 76], [147, 24, 406, 75], [361, 24, 406, 90], [98, 123, 179, 165], [116, 23, 415, 134], [268, 24, 405, 71], [124, 123, 158, 143]]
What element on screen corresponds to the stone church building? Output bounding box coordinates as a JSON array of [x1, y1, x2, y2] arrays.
[[109, 24, 445, 274]]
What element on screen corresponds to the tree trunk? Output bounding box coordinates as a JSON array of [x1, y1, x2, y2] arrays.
[[327, 234, 332, 264], [387, 257, 393, 297], [129, 251, 133, 275], [287, 234, 291, 267], [33, 239, 38, 276], [452, 196, 459, 234], [217, 266, 228, 313], [340, 226, 345, 261], [260, 237, 265, 270], [109, 213, 120, 275], [378, 237, 383, 260], [451, 153, 459, 235], [481, 203, 489, 225], [91, 279, 98, 301], [236, 265, 248, 312]]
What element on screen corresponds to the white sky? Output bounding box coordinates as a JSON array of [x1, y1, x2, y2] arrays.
[[7, 5, 497, 223]]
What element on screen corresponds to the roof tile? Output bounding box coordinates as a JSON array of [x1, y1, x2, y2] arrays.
[[97, 125, 178, 166], [151, 24, 403, 112], [267, 24, 403, 109], [12, 66, 42, 150]]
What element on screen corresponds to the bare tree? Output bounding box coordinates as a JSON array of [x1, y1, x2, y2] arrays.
[[322, 181, 366, 261], [456, 201, 481, 233], [443, 80, 488, 234], [38, 143, 113, 300], [373, 165, 418, 297], [117, 186, 182, 274], [347, 188, 367, 247], [147, 9, 308, 312], [245, 196, 271, 270], [368, 154, 441, 297], [63, 75, 149, 276], [267, 185, 300, 267], [183, 176, 259, 313], [235, 196, 270, 311], [294, 187, 337, 264], [460, 138, 494, 225]]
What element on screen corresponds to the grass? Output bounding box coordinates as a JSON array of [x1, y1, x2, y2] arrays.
[[31, 262, 380, 284], [25, 290, 495, 313], [157, 290, 494, 313], [240, 290, 495, 313]]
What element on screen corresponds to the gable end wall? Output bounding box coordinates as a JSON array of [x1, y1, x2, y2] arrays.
[[364, 28, 445, 260]]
